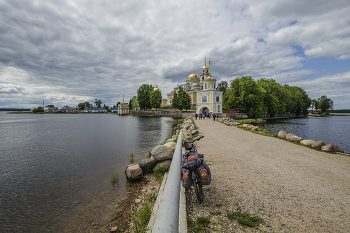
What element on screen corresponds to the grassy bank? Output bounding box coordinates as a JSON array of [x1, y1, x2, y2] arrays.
[[237, 119, 266, 124]]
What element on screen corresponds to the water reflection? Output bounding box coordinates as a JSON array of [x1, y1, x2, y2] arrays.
[[0, 112, 176, 232]]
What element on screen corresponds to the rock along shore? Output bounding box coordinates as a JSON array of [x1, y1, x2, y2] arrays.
[[186, 117, 350, 232]]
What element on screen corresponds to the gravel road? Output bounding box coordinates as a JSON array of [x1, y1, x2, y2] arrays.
[[185, 118, 350, 232]]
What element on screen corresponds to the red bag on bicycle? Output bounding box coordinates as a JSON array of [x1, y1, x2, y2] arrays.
[[182, 152, 203, 169], [181, 168, 192, 188], [197, 162, 211, 185]]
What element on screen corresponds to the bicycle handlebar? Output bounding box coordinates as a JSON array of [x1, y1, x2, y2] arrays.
[[182, 136, 204, 145]]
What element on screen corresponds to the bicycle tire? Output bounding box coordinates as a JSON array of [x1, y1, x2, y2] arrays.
[[193, 178, 204, 203]]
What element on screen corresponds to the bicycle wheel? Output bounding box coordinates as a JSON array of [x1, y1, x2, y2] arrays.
[[193, 178, 204, 203]]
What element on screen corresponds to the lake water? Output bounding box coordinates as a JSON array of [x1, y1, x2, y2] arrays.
[[0, 112, 176, 232], [256, 116, 350, 154]]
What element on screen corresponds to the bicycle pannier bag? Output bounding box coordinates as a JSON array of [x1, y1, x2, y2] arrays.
[[197, 162, 211, 185], [182, 152, 204, 169], [182, 152, 204, 163], [182, 157, 203, 169], [181, 168, 192, 188]]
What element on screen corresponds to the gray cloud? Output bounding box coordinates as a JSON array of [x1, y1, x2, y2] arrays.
[[0, 0, 349, 108]]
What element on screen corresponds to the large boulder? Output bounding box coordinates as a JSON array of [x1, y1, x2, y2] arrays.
[[233, 122, 241, 127], [151, 145, 173, 162], [125, 163, 143, 180], [286, 133, 302, 142], [164, 141, 177, 151], [251, 126, 259, 131], [138, 158, 157, 174], [300, 140, 315, 146], [311, 141, 325, 149], [153, 160, 172, 172], [321, 144, 344, 153], [189, 125, 196, 131], [182, 138, 189, 144], [246, 125, 254, 129], [289, 136, 302, 142], [191, 130, 199, 135], [278, 130, 287, 139]]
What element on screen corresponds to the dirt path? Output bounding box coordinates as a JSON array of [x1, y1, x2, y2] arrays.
[[186, 118, 350, 232]]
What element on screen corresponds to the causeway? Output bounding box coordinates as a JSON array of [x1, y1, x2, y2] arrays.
[[185, 118, 350, 232]]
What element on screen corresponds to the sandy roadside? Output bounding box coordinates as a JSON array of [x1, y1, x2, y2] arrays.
[[186, 118, 350, 232]]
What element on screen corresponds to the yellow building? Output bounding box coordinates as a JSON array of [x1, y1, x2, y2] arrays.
[[166, 58, 223, 114], [118, 94, 129, 115]]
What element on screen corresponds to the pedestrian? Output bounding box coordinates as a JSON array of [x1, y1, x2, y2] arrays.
[[195, 113, 197, 120], [213, 114, 216, 121], [208, 113, 211, 119]]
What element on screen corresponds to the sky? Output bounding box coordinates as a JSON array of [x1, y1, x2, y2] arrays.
[[1, 0, 350, 109]]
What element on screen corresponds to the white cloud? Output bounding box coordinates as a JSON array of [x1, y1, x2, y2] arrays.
[[0, 0, 349, 108], [289, 71, 350, 109]]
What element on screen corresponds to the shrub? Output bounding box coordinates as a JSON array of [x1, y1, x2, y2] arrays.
[[153, 165, 168, 182]]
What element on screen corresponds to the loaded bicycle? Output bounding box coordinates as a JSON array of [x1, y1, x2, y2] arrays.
[[181, 136, 211, 204]]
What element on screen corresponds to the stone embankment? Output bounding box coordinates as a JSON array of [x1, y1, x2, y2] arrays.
[[125, 118, 197, 180], [111, 118, 198, 232], [218, 117, 345, 154]]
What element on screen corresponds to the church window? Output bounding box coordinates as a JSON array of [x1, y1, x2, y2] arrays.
[[216, 96, 219, 102], [205, 83, 207, 89]]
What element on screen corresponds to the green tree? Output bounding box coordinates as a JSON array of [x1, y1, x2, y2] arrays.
[[175, 86, 186, 111], [180, 91, 192, 111], [129, 96, 139, 110], [94, 99, 102, 108], [36, 106, 44, 112], [46, 105, 55, 107], [78, 101, 90, 109], [257, 79, 280, 117], [223, 76, 266, 118], [103, 104, 109, 110], [137, 84, 154, 110], [172, 91, 179, 110], [317, 95, 333, 113], [150, 90, 162, 110], [216, 80, 228, 96], [314, 99, 319, 111]]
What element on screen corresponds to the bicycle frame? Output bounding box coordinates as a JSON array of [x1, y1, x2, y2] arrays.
[[182, 136, 205, 203]]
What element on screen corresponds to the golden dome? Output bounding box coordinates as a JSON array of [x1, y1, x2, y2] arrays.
[[187, 69, 199, 81], [154, 85, 160, 91]]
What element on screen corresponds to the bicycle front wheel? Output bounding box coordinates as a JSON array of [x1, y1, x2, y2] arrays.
[[193, 178, 204, 203]]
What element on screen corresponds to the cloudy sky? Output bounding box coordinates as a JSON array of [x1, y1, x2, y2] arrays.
[[1, 0, 349, 109]]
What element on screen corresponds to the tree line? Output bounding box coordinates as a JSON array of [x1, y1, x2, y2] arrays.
[[130, 84, 192, 111], [310, 95, 333, 114], [132, 84, 162, 110], [125, 84, 162, 111], [218, 76, 312, 118]]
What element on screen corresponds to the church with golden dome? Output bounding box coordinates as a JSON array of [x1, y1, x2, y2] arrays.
[[166, 57, 223, 114]]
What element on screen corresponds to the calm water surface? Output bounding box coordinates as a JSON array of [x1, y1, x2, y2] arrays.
[[256, 116, 350, 153], [0, 112, 176, 232]]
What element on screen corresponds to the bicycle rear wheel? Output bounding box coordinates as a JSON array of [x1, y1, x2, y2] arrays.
[[193, 178, 204, 203]]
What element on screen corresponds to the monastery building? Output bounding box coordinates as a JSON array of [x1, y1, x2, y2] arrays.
[[166, 58, 223, 114]]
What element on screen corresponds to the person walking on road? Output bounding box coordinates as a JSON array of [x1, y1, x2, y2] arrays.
[[213, 114, 216, 121]]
